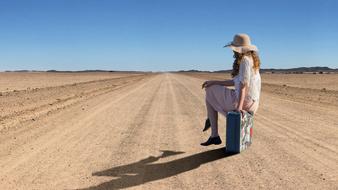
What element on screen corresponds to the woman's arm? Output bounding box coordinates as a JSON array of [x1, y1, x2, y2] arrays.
[[236, 82, 247, 111], [237, 56, 251, 112], [202, 80, 234, 89]]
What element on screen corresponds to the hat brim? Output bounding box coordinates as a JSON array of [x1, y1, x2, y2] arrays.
[[224, 43, 258, 53]]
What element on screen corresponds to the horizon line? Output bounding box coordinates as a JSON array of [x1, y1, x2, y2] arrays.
[[1, 66, 337, 73]]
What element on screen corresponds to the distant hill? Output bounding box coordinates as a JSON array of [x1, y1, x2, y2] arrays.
[[176, 69, 211, 73], [178, 67, 338, 74], [2, 67, 338, 73], [4, 70, 146, 73], [260, 67, 338, 73], [46, 70, 117, 73]]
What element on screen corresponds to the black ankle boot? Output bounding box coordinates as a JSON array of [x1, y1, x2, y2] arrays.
[[200, 136, 222, 146]]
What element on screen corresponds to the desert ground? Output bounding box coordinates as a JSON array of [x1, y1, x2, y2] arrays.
[[0, 72, 337, 189]]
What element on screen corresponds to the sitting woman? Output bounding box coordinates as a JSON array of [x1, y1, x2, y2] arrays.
[[201, 33, 261, 146]]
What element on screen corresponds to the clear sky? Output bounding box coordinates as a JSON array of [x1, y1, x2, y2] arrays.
[[0, 0, 337, 71]]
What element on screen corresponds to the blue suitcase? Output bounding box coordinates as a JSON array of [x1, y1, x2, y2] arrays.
[[226, 111, 254, 153]]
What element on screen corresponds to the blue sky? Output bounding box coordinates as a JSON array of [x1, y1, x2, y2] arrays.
[[0, 0, 337, 71]]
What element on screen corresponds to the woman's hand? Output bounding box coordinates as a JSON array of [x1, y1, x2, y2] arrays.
[[202, 80, 235, 89], [235, 108, 243, 113], [202, 81, 214, 89], [235, 106, 246, 118]]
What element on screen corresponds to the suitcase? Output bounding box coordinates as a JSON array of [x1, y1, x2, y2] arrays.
[[226, 111, 254, 153]]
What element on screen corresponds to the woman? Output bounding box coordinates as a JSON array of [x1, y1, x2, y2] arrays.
[[201, 33, 261, 146]]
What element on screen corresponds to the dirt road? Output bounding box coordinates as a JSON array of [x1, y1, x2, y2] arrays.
[[0, 73, 337, 189]]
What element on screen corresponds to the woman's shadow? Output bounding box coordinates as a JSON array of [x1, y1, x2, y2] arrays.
[[79, 148, 236, 190]]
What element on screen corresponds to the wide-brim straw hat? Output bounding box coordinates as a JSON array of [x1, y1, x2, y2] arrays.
[[224, 33, 258, 53]]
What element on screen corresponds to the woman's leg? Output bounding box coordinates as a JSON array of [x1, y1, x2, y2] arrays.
[[243, 100, 259, 114], [202, 85, 237, 146], [205, 85, 236, 117], [206, 99, 219, 137]]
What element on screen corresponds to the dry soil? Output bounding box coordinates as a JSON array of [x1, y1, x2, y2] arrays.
[[0, 72, 337, 190]]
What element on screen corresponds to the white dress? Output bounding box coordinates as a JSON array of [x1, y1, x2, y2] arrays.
[[233, 55, 261, 103], [205, 55, 261, 116]]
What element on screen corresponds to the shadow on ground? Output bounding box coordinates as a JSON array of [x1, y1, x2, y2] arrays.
[[79, 148, 236, 190]]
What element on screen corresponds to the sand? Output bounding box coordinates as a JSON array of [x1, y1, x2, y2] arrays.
[[0, 72, 143, 92], [0, 72, 337, 189]]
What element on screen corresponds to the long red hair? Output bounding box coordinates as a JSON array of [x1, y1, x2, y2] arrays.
[[231, 51, 260, 78]]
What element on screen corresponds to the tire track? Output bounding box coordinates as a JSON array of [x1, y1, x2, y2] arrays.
[[0, 74, 151, 132], [1, 73, 337, 190], [0, 74, 158, 189]]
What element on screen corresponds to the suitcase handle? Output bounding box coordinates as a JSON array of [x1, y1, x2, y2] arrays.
[[231, 110, 245, 119], [231, 110, 254, 119]]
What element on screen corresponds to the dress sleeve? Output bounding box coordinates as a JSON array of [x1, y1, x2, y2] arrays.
[[239, 56, 251, 85]]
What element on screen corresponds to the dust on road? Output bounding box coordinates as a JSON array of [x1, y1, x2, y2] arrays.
[[0, 73, 337, 189]]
